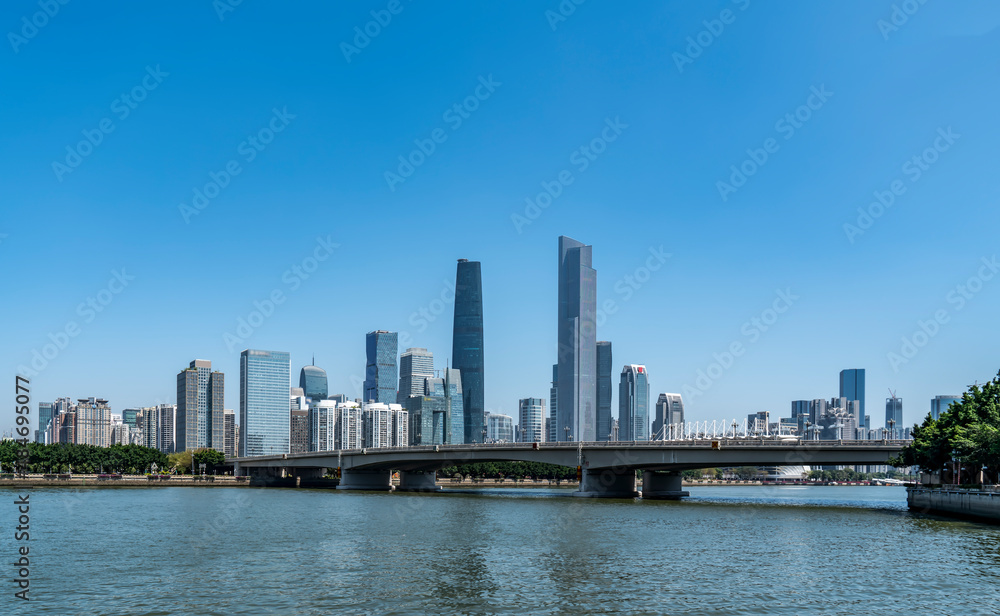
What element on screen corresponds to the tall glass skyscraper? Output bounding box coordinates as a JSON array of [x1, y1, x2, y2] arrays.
[[596, 341, 613, 441], [839, 369, 866, 428], [453, 259, 485, 443], [398, 347, 434, 404], [298, 359, 328, 401], [930, 395, 961, 420], [556, 236, 597, 442], [652, 393, 684, 440], [618, 365, 649, 441], [518, 397, 545, 443], [364, 331, 398, 404], [239, 349, 290, 457], [176, 359, 225, 452], [36, 402, 54, 443], [885, 395, 903, 437]]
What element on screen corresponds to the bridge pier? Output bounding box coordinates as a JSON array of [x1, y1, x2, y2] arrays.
[[336, 469, 393, 491], [396, 471, 441, 492], [576, 468, 639, 498], [640, 471, 689, 500]]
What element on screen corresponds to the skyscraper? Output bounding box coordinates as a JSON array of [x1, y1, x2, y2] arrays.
[[486, 412, 514, 443], [290, 408, 309, 453], [364, 331, 398, 404], [548, 364, 558, 442], [518, 397, 545, 443], [618, 365, 649, 442], [299, 359, 328, 401], [453, 259, 485, 443], [398, 348, 434, 403], [176, 360, 225, 452], [309, 400, 337, 451], [239, 349, 291, 457], [885, 395, 903, 437], [839, 369, 865, 429], [157, 403, 176, 453], [930, 395, 961, 420], [74, 397, 111, 447], [223, 409, 236, 457], [36, 402, 54, 443], [652, 393, 684, 440], [556, 236, 597, 442], [596, 341, 613, 441]]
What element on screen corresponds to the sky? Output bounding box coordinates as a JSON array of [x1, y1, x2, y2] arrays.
[[2, 0, 1000, 437]]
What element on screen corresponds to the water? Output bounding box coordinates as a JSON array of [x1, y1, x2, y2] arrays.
[[3, 485, 999, 615]]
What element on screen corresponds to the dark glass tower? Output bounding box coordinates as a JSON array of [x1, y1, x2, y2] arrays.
[[596, 341, 613, 441], [364, 331, 398, 404], [557, 236, 597, 442], [453, 259, 485, 443], [839, 369, 866, 428], [299, 357, 328, 401]]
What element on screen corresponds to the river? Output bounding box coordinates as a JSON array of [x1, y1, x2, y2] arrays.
[[2, 485, 998, 615]]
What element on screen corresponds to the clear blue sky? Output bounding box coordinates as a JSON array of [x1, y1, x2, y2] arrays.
[[3, 1, 999, 437]]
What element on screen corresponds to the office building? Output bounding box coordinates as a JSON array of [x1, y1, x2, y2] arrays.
[[239, 349, 291, 457], [223, 409, 236, 457], [453, 259, 485, 443], [398, 348, 434, 403], [839, 369, 866, 429], [518, 397, 545, 443], [157, 403, 176, 453], [364, 331, 398, 404], [121, 408, 140, 430], [618, 365, 649, 442], [74, 397, 112, 447], [548, 364, 558, 442], [176, 359, 225, 452], [652, 393, 684, 440], [885, 395, 903, 437], [486, 412, 514, 443], [556, 236, 597, 441], [931, 395, 961, 420], [596, 341, 613, 441], [299, 359, 328, 401], [36, 402, 54, 444], [444, 368, 465, 444]]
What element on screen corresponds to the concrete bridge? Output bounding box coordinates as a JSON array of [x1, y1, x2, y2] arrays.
[[230, 439, 907, 498]]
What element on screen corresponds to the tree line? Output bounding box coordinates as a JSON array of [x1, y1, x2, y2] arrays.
[[0, 442, 168, 474]]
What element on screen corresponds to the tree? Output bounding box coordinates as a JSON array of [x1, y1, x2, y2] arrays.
[[192, 449, 226, 474]]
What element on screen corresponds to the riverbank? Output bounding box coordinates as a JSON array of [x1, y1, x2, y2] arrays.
[[0, 474, 250, 487], [907, 485, 1000, 523]]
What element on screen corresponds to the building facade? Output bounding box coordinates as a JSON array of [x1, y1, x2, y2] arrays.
[[618, 365, 649, 442], [398, 348, 434, 404], [364, 331, 398, 404], [652, 393, 684, 440], [36, 402, 54, 443], [548, 364, 558, 442], [299, 361, 328, 401], [453, 259, 485, 443], [885, 396, 903, 437], [839, 369, 866, 429], [239, 349, 291, 457], [223, 409, 236, 457], [556, 236, 597, 441], [309, 400, 337, 451], [486, 412, 514, 443], [176, 359, 225, 452], [596, 341, 613, 441], [518, 397, 545, 443], [930, 395, 961, 420]]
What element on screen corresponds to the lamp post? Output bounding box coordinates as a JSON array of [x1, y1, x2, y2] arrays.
[[564, 426, 570, 442]]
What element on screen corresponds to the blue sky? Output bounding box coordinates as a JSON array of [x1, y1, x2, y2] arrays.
[[3, 1, 999, 437]]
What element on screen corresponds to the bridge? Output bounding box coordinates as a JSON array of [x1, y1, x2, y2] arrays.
[[230, 439, 907, 498]]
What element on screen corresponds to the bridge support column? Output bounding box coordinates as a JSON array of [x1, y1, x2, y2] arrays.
[[641, 471, 690, 500], [336, 469, 392, 491], [576, 468, 639, 498], [396, 471, 441, 492]]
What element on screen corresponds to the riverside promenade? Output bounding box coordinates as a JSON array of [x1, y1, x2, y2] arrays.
[[908, 485, 1000, 523]]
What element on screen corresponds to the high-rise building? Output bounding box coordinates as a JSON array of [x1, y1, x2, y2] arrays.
[[223, 409, 236, 457], [453, 258, 485, 443], [398, 348, 434, 403], [486, 412, 514, 443], [556, 235, 597, 442], [36, 402, 54, 443], [57, 411, 76, 444], [299, 359, 328, 401], [290, 408, 309, 454], [239, 349, 291, 457], [596, 341, 613, 441], [137, 407, 157, 450], [444, 368, 465, 444], [518, 398, 545, 443], [839, 369, 866, 429], [885, 395, 903, 437], [652, 393, 684, 440], [333, 401, 362, 450], [391, 406, 409, 447], [364, 331, 398, 404], [121, 408, 140, 430], [309, 400, 336, 451], [930, 395, 961, 420], [74, 397, 112, 447], [548, 364, 558, 442], [157, 403, 176, 453], [618, 365, 649, 442], [176, 360, 225, 452], [362, 403, 393, 448], [791, 400, 811, 434], [407, 372, 460, 446]]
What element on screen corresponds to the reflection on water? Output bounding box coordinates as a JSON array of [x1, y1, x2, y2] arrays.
[[3, 485, 998, 615]]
